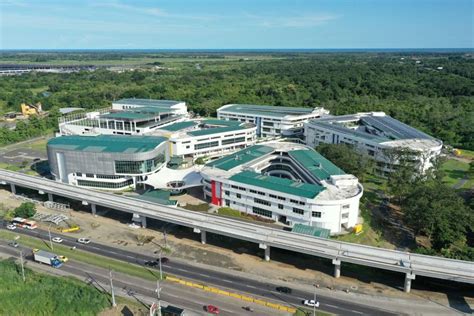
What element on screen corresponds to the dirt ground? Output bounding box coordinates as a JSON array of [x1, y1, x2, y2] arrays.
[[1, 189, 472, 307]]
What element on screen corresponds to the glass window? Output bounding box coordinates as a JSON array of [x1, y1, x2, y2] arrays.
[[312, 211, 321, 218], [293, 208, 304, 215], [252, 207, 272, 218], [77, 179, 133, 189]]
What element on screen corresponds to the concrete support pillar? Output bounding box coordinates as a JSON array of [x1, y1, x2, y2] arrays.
[[201, 231, 207, 245], [91, 204, 96, 216], [10, 183, 16, 194], [141, 216, 147, 229], [332, 259, 341, 278], [48, 193, 53, 202], [404, 273, 416, 293], [264, 246, 271, 262]]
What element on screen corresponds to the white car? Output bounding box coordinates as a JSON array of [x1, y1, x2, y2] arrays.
[[77, 238, 91, 244], [6, 224, 16, 230], [303, 300, 320, 307], [52, 237, 63, 243]]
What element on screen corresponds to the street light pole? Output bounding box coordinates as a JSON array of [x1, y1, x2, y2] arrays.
[[109, 269, 117, 307], [158, 251, 163, 280], [156, 280, 162, 316], [19, 250, 25, 282], [48, 224, 53, 251]]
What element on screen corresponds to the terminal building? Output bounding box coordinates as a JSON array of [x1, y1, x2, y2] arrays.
[[59, 99, 187, 136], [47, 135, 168, 190], [201, 143, 363, 234], [217, 104, 328, 138], [304, 112, 443, 174], [153, 119, 257, 159]]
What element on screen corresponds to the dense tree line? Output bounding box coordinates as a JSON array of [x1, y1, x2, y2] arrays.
[[0, 52, 473, 149]]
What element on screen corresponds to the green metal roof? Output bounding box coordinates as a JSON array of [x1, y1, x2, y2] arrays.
[[132, 189, 177, 206], [130, 106, 174, 114], [162, 121, 197, 131], [288, 149, 345, 180], [219, 104, 316, 118], [206, 145, 274, 171], [187, 125, 247, 137], [114, 98, 182, 107], [229, 171, 325, 199], [47, 135, 167, 153], [292, 224, 330, 238], [100, 112, 153, 121], [202, 119, 241, 126]]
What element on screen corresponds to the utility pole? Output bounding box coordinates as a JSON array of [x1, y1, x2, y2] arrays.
[[19, 250, 25, 282], [155, 280, 162, 316], [48, 224, 53, 251], [158, 251, 163, 280], [109, 269, 117, 307]]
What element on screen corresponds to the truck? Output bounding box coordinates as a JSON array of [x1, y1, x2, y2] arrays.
[[33, 249, 63, 268]]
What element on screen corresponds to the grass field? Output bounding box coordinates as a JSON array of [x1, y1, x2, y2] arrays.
[[0, 230, 164, 281], [441, 159, 472, 189], [0, 259, 110, 315]]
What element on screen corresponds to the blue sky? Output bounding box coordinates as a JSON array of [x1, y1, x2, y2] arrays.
[[0, 0, 472, 49]]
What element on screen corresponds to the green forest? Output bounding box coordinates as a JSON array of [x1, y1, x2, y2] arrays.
[[0, 52, 473, 149]]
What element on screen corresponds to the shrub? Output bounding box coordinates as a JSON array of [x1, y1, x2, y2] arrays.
[[13, 202, 36, 218]]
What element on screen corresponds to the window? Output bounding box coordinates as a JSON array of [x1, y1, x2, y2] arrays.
[[236, 193, 241, 199], [269, 194, 277, 199], [278, 204, 284, 210], [222, 137, 246, 145], [290, 199, 299, 204], [225, 190, 230, 196], [293, 208, 304, 215], [252, 207, 272, 218], [312, 211, 321, 218], [262, 127, 271, 132], [86, 173, 94, 178], [186, 145, 190, 149], [263, 121, 274, 127], [77, 179, 133, 189], [115, 154, 165, 174], [342, 213, 349, 219], [249, 189, 257, 194], [299, 201, 305, 206], [76, 172, 82, 177], [342, 204, 350, 209], [194, 141, 219, 150], [254, 198, 271, 206], [277, 196, 286, 201]]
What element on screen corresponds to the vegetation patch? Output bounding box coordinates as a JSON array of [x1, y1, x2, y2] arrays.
[[0, 259, 109, 316]]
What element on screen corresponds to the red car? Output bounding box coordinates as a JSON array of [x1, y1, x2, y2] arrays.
[[206, 305, 219, 314]]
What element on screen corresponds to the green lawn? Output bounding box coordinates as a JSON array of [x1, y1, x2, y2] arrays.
[[0, 230, 164, 281], [441, 159, 472, 189], [218, 207, 242, 218], [0, 259, 110, 315]]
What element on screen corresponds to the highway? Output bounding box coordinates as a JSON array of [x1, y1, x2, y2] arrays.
[[0, 169, 472, 291], [0, 225, 398, 316], [0, 243, 285, 316]]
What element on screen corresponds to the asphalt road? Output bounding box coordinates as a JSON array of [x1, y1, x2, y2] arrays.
[[0, 243, 285, 316], [0, 225, 398, 316]]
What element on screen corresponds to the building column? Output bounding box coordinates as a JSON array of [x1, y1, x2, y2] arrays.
[[201, 231, 207, 245], [264, 246, 271, 262], [48, 193, 53, 202], [141, 216, 147, 228], [332, 259, 341, 278], [91, 204, 96, 216], [10, 183, 16, 194], [259, 243, 270, 261], [404, 273, 415, 293]]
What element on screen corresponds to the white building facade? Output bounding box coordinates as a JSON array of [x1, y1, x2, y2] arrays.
[[305, 112, 443, 175], [201, 143, 363, 234], [217, 104, 329, 138]]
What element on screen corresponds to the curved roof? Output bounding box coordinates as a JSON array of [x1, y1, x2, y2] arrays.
[[47, 135, 167, 153]]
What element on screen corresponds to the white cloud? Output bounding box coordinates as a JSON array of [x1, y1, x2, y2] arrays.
[[246, 12, 340, 28]]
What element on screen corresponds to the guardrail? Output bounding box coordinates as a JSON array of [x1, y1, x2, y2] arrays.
[[0, 169, 472, 292]]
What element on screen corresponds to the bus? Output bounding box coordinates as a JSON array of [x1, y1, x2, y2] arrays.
[[11, 217, 38, 230]]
